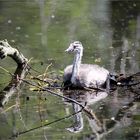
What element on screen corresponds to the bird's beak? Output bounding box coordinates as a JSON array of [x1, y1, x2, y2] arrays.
[[65, 48, 69, 52], [65, 44, 73, 53]]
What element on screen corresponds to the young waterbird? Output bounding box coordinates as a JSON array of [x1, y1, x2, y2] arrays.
[[63, 41, 109, 89]]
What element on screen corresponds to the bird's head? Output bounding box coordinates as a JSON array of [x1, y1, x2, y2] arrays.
[[65, 41, 83, 54]]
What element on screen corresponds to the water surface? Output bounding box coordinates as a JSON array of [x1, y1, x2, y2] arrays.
[[0, 0, 140, 140]]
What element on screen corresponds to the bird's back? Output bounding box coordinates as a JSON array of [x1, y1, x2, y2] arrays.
[[64, 64, 109, 88]]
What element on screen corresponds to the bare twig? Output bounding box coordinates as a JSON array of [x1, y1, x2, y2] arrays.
[[21, 78, 96, 119]]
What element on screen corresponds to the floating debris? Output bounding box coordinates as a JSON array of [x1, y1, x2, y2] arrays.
[[7, 19, 12, 24], [51, 14, 55, 19], [16, 26, 21, 30]]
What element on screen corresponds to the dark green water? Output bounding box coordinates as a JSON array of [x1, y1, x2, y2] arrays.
[[0, 0, 140, 140]]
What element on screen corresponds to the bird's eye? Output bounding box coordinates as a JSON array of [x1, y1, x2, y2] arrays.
[[73, 45, 77, 49]]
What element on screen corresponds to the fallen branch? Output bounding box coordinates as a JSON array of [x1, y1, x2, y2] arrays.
[[0, 40, 28, 65], [0, 40, 29, 107]]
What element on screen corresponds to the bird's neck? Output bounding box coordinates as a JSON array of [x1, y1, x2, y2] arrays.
[[71, 50, 83, 84]]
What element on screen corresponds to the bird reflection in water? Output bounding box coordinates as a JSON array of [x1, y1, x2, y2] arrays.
[[63, 89, 108, 137]]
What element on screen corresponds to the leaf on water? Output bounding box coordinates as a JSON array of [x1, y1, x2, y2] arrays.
[[29, 86, 39, 91], [59, 70, 64, 74], [59, 70, 64, 77], [45, 120, 49, 123], [94, 58, 101, 63], [37, 81, 42, 86]]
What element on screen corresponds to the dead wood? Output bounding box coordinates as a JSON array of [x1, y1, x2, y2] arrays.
[[0, 40, 29, 107]]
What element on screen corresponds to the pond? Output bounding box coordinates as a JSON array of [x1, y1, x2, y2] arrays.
[[0, 0, 140, 140]]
